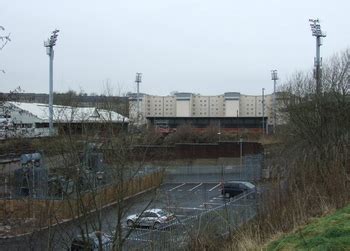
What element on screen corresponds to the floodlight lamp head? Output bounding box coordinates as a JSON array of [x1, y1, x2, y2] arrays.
[[271, 70, 278, 80], [135, 72, 142, 83], [309, 18, 326, 37]]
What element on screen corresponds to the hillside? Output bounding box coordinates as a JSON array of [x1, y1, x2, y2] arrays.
[[267, 204, 350, 250]]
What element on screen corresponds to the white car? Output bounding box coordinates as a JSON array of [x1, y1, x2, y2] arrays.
[[126, 208, 175, 229]]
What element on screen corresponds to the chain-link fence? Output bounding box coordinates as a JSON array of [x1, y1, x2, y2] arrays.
[[164, 154, 263, 183], [123, 190, 257, 250]]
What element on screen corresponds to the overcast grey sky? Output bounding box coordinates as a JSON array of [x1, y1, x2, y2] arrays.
[[1, 0, 349, 96]]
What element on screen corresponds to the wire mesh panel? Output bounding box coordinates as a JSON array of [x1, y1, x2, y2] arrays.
[[123, 191, 257, 250]]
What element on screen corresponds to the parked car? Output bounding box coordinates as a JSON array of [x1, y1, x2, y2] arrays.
[[126, 208, 175, 229], [70, 231, 112, 251], [221, 181, 256, 198]]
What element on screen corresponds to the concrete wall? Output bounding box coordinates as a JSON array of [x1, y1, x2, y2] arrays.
[[176, 100, 191, 117]]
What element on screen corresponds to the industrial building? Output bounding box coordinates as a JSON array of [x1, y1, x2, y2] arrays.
[[0, 102, 129, 138]]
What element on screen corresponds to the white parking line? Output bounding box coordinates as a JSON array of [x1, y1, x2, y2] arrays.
[[212, 196, 224, 200], [175, 214, 187, 218], [203, 202, 222, 205], [209, 183, 221, 192], [189, 182, 203, 191], [168, 183, 186, 191], [167, 206, 207, 211], [201, 202, 223, 208]]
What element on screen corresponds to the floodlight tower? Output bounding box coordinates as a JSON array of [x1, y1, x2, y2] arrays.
[[262, 88, 265, 135], [309, 19, 326, 94], [135, 72, 142, 120], [44, 29, 59, 136], [271, 70, 278, 133]]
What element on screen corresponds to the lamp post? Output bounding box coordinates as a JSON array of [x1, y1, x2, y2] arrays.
[[96, 171, 104, 224], [271, 70, 278, 133], [135, 72, 142, 122], [262, 88, 265, 135], [217, 120, 221, 142], [44, 29, 59, 136], [240, 136, 243, 180]]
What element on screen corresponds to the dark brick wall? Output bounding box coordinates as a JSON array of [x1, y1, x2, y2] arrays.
[[132, 141, 263, 161]]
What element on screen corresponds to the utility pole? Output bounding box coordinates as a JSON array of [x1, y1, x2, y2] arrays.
[[135, 72, 142, 122], [309, 19, 326, 94], [262, 88, 265, 135], [44, 29, 59, 136], [271, 70, 278, 133]]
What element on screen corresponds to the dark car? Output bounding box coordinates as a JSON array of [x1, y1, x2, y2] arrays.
[[221, 181, 255, 198]]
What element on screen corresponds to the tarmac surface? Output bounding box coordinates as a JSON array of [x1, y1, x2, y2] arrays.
[[0, 162, 261, 250]]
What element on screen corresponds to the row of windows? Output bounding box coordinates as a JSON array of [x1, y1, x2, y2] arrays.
[[147, 99, 174, 103], [147, 112, 174, 115]]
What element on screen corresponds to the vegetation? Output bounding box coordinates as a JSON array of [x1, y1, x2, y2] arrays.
[[222, 48, 350, 251], [267, 203, 350, 250]]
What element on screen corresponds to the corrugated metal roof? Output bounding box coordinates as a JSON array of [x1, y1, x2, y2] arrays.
[[8, 102, 128, 123]]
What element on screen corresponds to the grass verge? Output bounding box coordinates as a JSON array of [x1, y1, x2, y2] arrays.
[[267, 203, 350, 251]]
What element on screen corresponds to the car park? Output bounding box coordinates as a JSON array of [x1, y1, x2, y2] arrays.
[[70, 231, 113, 251], [126, 208, 175, 229], [221, 181, 255, 198]]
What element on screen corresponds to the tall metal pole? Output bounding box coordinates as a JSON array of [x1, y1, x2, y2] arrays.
[[44, 29, 59, 136], [271, 70, 278, 133], [49, 47, 54, 135], [240, 136, 243, 180], [262, 88, 265, 135], [135, 72, 142, 122], [309, 19, 326, 95]]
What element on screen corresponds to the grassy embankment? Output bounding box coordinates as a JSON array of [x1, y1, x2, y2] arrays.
[[267, 203, 350, 250]]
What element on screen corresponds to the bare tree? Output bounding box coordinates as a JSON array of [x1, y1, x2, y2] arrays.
[[39, 89, 163, 250], [0, 26, 11, 51]]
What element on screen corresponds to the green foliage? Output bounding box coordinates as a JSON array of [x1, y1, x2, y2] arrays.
[[268, 204, 350, 251]]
